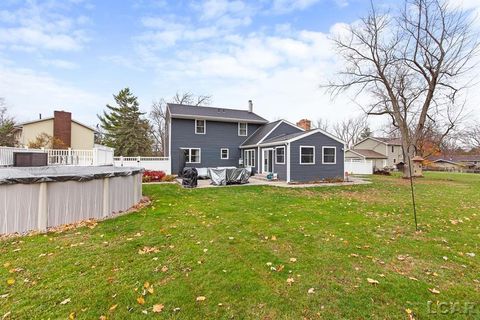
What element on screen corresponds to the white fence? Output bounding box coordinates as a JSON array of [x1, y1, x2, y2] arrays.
[[345, 159, 373, 175], [114, 157, 171, 174], [0, 147, 45, 166], [0, 145, 114, 167]]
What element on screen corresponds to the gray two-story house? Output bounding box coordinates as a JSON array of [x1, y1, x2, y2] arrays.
[[166, 102, 345, 183]]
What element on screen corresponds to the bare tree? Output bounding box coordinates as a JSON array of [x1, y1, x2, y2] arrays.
[[150, 92, 212, 156], [331, 116, 370, 148], [0, 98, 16, 147], [313, 119, 330, 131], [461, 121, 480, 150], [326, 0, 478, 177]]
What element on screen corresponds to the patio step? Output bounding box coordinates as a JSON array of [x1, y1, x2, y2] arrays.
[[252, 174, 276, 181]]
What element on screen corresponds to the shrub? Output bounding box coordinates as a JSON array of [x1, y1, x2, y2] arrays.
[[142, 170, 166, 183], [161, 175, 177, 182]]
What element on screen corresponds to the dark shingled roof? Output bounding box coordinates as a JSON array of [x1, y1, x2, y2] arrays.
[[349, 149, 388, 159], [261, 131, 307, 144], [167, 103, 268, 123], [240, 120, 283, 147], [428, 155, 480, 163]]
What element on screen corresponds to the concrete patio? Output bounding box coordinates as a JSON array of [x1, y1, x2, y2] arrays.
[[176, 175, 371, 188]]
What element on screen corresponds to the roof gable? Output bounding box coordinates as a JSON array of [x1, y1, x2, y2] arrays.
[[240, 120, 304, 147], [17, 117, 96, 132], [167, 103, 268, 124], [258, 128, 345, 146]]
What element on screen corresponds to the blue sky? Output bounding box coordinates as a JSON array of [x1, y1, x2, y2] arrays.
[[1, 0, 479, 128]]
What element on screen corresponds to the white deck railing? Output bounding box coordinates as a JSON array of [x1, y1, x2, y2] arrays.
[[0, 147, 45, 166], [114, 156, 171, 174], [0, 145, 114, 167]]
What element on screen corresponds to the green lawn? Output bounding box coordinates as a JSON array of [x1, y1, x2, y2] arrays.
[[1, 173, 480, 319]]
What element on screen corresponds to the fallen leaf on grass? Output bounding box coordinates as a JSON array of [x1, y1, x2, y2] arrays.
[[137, 297, 145, 305], [428, 288, 440, 294], [196, 296, 206, 302], [367, 278, 379, 285], [109, 304, 118, 311], [286, 278, 295, 285], [138, 246, 160, 255], [152, 304, 164, 313], [60, 298, 71, 305], [405, 308, 415, 320]]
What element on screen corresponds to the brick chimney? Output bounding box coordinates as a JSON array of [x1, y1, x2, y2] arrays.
[[296, 119, 311, 131], [53, 110, 72, 148]]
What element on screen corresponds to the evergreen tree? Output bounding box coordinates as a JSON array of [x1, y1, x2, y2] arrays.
[[360, 127, 372, 140], [98, 88, 153, 156]]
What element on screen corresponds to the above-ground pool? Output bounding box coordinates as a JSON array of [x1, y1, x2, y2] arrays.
[[0, 166, 143, 235]]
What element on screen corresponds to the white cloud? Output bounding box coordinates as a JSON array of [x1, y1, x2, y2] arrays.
[[0, 66, 102, 125], [40, 59, 78, 69], [0, 1, 89, 52], [271, 0, 321, 13]]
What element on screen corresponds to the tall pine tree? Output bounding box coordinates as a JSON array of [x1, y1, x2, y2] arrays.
[[98, 88, 153, 156]]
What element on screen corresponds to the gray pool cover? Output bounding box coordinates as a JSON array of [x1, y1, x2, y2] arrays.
[[0, 166, 143, 184]]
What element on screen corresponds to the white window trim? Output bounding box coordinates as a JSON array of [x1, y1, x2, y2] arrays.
[[244, 149, 255, 167], [183, 148, 201, 164], [299, 146, 315, 165], [220, 148, 229, 160], [322, 146, 336, 164], [195, 119, 206, 135], [275, 146, 285, 164], [238, 122, 248, 136]]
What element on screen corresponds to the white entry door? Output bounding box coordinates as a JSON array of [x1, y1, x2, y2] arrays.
[[262, 149, 274, 173]]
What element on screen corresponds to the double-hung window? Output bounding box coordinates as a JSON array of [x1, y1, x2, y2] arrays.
[[221, 148, 229, 160], [185, 148, 201, 163], [244, 150, 255, 167], [238, 122, 248, 136], [322, 146, 336, 164], [195, 119, 206, 134], [276, 146, 285, 164], [300, 146, 315, 164]]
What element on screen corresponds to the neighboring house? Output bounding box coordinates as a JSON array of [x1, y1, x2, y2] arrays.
[[166, 101, 345, 182], [345, 137, 403, 171], [427, 155, 480, 172], [14, 111, 95, 149]]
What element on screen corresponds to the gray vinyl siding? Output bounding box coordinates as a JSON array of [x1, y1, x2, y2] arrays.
[[273, 145, 287, 180], [165, 116, 170, 157], [290, 132, 344, 182], [264, 122, 302, 141], [170, 118, 261, 174]]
